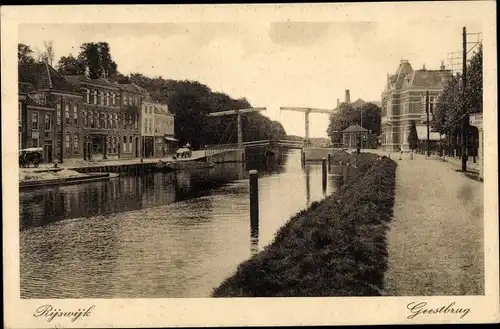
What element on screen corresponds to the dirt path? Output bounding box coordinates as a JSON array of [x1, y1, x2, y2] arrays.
[[383, 153, 484, 295]]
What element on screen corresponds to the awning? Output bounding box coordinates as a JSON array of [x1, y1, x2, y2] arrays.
[[164, 137, 178, 142]]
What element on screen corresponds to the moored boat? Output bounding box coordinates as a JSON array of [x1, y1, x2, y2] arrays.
[[155, 160, 215, 171]]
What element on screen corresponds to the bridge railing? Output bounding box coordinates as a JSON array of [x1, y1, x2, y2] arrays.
[[204, 143, 241, 157]]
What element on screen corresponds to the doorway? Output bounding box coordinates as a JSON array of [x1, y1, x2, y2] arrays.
[[135, 137, 139, 158], [43, 144, 53, 163]]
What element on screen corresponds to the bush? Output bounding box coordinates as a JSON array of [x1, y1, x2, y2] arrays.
[[212, 151, 397, 297]]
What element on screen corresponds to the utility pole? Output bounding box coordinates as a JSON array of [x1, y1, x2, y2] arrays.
[[461, 26, 468, 172], [426, 90, 430, 157]]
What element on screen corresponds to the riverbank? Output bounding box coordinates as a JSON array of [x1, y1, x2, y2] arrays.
[[19, 169, 114, 190], [212, 151, 397, 297], [20, 169, 89, 182]]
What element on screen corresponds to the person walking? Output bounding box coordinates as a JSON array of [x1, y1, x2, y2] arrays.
[[356, 140, 361, 155]]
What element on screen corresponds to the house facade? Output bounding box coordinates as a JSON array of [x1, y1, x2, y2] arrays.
[[118, 84, 142, 159], [381, 60, 451, 151], [153, 103, 176, 157], [141, 98, 156, 158], [19, 63, 82, 163], [65, 75, 123, 160]]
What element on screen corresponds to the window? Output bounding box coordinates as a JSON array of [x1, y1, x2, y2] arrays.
[[89, 111, 94, 128], [134, 113, 138, 130], [56, 104, 61, 125], [86, 89, 90, 103], [129, 114, 132, 127], [18, 102, 22, 127], [32, 112, 39, 130], [124, 95, 128, 105], [73, 133, 79, 154], [45, 113, 51, 131], [129, 96, 132, 105], [73, 105, 78, 125], [112, 137, 117, 153], [123, 136, 127, 152], [99, 91, 104, 106], [105, 92, 110, 106], [114, 113, 118, 129], [100, 112, 105, 129], [83, 110, 87, 127], [112, 93, 116, 105], [65, 133, 71, 155], [96, 112, 100, 129], [65, 104, 70, 124], [107, 137, 111, 154], [32, 138, 39, 147], [129, 136, 132, 153], [93, 90, 97, 105], [123, 114, 127, 129]]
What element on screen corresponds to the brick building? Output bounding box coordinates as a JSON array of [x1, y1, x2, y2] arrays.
[[381, 60, 451, 151], [141, 97, 156, 158], [119, 83, 142, 159], [19, 63, 82, 163], [65, 75, 123, 160]]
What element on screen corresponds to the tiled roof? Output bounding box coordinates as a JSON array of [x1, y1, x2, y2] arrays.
[[119, 83, 141, 94], [343, 124, 368, 133], [65, 75, 121, 89], [411, 70, 451, 89], [19, 63, 78, 93], [19, 82, 35, 94]]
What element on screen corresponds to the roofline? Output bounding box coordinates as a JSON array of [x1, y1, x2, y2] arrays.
[[27, 105, 55, 111], [68, 77, 121, 90]]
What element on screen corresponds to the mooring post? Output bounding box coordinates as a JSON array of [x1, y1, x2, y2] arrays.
[[327, 153, 332, 169], [301, 151, 305, 167], [249, 170, 259, 232], [322, 157, 327, 192]]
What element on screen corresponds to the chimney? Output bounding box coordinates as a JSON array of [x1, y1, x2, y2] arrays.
[[440, 60, 445, 70], [337, 99, 340, 107], [422, 64, 426, 70], [345, 90, 350, 104]]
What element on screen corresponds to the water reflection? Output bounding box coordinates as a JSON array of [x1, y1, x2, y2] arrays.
[[20, 150, 345, 298]]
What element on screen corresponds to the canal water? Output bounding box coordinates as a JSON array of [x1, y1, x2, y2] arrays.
[[20, 150, 347, 298]]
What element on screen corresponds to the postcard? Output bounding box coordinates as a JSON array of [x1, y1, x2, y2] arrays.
[[2, 2, 498, 327]]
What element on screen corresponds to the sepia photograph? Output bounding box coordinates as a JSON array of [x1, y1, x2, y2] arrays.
[[2, 2, 499, 328]]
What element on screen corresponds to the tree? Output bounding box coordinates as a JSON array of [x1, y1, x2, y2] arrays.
[[77, 42, 118, 79], [18, 43, 36, 64], [326, 102, 382, 145], [407, 120, 419, 151], [56, 54, 85, 75], [37, 40, 55, 66]]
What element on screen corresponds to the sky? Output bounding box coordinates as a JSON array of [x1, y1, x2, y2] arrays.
[[19, 20, 482, 138]]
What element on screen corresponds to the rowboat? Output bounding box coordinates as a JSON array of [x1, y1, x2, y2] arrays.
[[155, 160, 215, 171]]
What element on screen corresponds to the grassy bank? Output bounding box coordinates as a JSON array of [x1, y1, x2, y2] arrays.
[[212, 151, 397, 297]]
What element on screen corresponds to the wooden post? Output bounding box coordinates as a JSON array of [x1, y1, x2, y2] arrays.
[[301, 150, 305, 167], [249, 170, 259, 232], [322, 157, 327, 192], [327, 153, 332, 168]]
